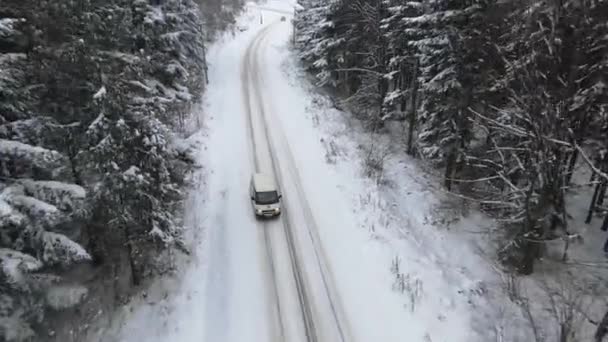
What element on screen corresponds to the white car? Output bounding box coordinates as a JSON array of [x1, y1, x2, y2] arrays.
[[250, 173, 282, 218]]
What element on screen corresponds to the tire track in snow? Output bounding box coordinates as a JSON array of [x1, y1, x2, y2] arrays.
[[241, 23, 287, 342], [244, 23, 325, 342], [247, 21, 352, 342], [247, 27, 318, 342], [252, 32, 354, 342], [202, 188, 231, 341]]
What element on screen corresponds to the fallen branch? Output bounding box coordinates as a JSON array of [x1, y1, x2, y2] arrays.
[[442, 189, 519, 208]]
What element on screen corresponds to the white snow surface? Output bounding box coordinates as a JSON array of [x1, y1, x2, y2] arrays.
[[19, 179, 86, 199], [41, 231, 91, 265], [93, 86, 107, 99], [0, 18, 22, 37], [0, 138, 59, 159], [46, 285, 89, 310], [0, 198, 25, 227], [6, 194, 59, 216], [0, 248, 43, 282], [109, 1, 530, 341]]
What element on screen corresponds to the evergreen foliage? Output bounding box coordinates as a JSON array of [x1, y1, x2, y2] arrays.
[[295, 0, 608, 274], [0, 0, 242, 339]]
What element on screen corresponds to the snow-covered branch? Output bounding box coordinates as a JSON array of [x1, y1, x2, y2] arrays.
[[576, 144, 608, 182], [333, 67, 384, 76]]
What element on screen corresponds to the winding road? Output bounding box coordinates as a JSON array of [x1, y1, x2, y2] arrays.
[[241, 20, 353, 342]]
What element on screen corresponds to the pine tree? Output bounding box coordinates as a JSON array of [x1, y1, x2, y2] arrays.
[[1, 0, 217, 338], [464, 0, 608, 273], [0, 138, 90, 340], [295, 0, 337, 86], [404, 0, 494, 189], [294, 0, 608, 277]]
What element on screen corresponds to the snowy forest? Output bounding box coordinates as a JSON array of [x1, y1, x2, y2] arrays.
[[295, 0, 607, 272], [0, 0, 242, 340], [295, 0, 607, 338]]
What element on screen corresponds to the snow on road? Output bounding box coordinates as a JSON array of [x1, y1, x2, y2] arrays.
[[245, 22, 353, 342], [258, 20, 477, 342], [108, 1, 530, 342]]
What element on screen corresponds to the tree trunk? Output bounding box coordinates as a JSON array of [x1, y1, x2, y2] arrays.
[[595, 309, 608, 342], [518, 236, 541, 275], [379, 75, 389, 116], [550, 214, 559, 231], [560, 322, 571, 342], [292, 8, 296, 45], [586, 182, 602, 224], [598, 181, 607, 206], [565, 149, 578, 186], [519, 179, 543, 275], [398, 67, 406, 115], [551, 183, 567, 231], [126, 238, 140, 286], [519, 209, 545, 275], [601, 213, 608, 232], [406, 58, 419, 156], [591, 171, 598, 185], [445, 148, 457, 191]]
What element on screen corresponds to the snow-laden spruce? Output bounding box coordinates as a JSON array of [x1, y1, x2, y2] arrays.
[[0, 0, 215, 339], [0, 136, 90, 340]]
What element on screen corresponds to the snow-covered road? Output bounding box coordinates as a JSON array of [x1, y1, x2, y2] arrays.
[[112, 4, 360, 342], [108, 1, 528, 342], [242, 21, 352, 342]]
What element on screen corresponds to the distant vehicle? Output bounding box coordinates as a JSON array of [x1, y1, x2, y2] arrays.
[[280, 16, 286, 21], [237, 25, 248, 32], [250, 173, 282, 218]]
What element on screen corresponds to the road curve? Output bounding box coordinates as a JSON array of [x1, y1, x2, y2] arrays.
[[242, 23, 312, 342], [241, 19, 354, 342]]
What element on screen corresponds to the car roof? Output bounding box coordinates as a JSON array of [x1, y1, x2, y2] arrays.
[[252, 173, 277, 192]]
